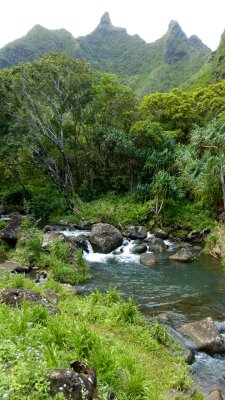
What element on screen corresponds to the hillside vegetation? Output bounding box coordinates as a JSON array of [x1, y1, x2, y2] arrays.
[[0, 13, 211, 95]]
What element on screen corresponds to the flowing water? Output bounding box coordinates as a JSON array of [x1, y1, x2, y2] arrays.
[[63, 229, 225, 397]]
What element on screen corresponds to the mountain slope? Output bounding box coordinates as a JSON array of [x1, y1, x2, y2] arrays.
[[210, 29, 225, 82], [0, 13, 212, 95], [0, 24, 80, 69]]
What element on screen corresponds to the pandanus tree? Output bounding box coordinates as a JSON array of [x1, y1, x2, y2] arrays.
[[190, 118, 225, 212]]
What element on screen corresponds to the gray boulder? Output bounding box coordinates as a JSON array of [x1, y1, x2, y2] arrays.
[[170, 248, 194, 262], [130, 243, 147, 254], [153, 229, 168, 240], [180, 317, 225, 354], [146, 237, 166, 252], [139, 253, 156, 267], [0, 213, 23, 245], [122, 226, 147, 240], [205, 389, 223, 400], [42, 231, 65, 251], [89, 223, 123, 254]]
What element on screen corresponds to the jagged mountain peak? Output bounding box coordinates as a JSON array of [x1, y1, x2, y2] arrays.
[[167, 20, 187, 39], [94, 12, 114, 32], [100, 12, 112, 27]]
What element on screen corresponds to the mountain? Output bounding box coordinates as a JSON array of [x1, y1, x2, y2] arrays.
[[0, 24, 80, 69], [0, 13, 212, 95], [210, 29, 225, 82]]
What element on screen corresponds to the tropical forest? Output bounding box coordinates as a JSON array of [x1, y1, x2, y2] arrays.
[[1, 12, 225, 400]]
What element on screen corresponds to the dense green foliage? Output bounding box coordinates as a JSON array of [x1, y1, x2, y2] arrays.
[[0, 273, 202, 399], [1, 51, 225, 224], [0, 13, 211, 95]]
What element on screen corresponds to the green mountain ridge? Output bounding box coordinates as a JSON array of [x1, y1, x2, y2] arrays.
[[0, 12, 212, 94]]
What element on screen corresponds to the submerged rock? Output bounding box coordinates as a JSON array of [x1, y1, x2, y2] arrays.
[[180, 317, 225, 354], [139, 253, 156, 267], [122, 226, 147, 240], [89, 223, 123, 254], [170, 248, 194, 262]]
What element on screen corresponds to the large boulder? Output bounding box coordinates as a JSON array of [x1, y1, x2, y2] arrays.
[[122, 226, 148, 240], [146, 237, 166, 252], [180, 317, 225, 354], [170, 248, 194, 263], [0, 213, 23, 245], [48, 361, 96, 400], [89, 223, 123, 254], [139, 253, 156, 267]]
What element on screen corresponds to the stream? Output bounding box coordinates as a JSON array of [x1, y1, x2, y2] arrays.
[[63, 228, 225, 398]]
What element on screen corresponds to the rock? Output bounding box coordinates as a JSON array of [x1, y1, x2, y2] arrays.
[[0, 260, 28, 273], [200, 227, 211, 237], [42, 232, 79, 262], [162, 387, 196, 399], [180, 242, 193, 249], [0, 213, 23, 245], [130, 243, 147, 254], [72, 235, 89, 253], [180, 317, 225, 354], [156, 311, 174, 323], [89, 223, 123, 254], [132, 239, 142, 244], [146, 237, 166, 252], [79, 220, 97, 231], [183, 347, 195, 365], [205, 389, 223, 400], [139, 253, 156, 267], [42, 231, 66, 251], [0, 288, 58, 313], [170, 248, 194, 262], [153, 228, 168, 240], [187, 230, 199, 241], [48, 361, 96, 400], [122, 226, 148, 240]]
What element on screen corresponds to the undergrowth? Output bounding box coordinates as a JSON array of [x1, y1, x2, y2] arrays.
[[0, 274, 203, 400]]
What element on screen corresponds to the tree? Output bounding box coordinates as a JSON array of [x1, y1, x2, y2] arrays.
[[190, 118, 225, 211], [1, 53, 94, 208]]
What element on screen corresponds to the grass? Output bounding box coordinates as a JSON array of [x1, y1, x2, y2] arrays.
[[12, 226, 91, 285], [205, 224, 225, 260], [52, 194, 215, 237], [0, 273, 203, 400]]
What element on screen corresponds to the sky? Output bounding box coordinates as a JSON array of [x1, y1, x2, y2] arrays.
[[1, 0, 225, 50]]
